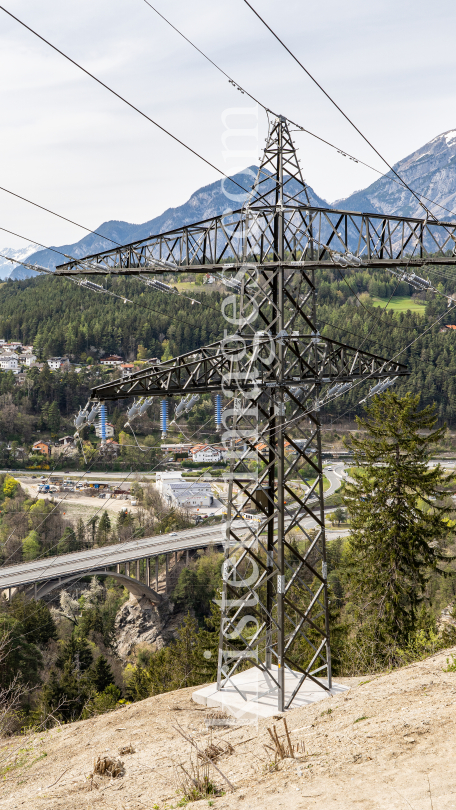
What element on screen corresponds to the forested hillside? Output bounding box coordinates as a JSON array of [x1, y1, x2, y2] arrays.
[[1, 262, 456, 428], [0, 275, 225, 360]]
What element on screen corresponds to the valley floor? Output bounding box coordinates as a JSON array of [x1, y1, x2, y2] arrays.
[[2, 646, 456, 809]]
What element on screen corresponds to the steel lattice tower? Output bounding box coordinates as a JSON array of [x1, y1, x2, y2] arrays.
[[55, 116, 418, 710]]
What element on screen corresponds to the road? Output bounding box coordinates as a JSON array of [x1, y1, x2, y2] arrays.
[[0, 521, 241, 592], [0, 463, 347, 593]]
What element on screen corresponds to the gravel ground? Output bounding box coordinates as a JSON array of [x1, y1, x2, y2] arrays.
[[2, 645, 456, 809]]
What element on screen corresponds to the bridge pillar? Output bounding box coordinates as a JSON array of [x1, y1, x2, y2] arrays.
[[155, 557, 159, 592], [34, 582, 37, 601], [126, 561, 130, 578], [146, 557, 150, 587], [174, 550, 177, 568], [116, 564, 120, 574], [136, 559, 140, 582], [186, 549, 189, 566], [165, 553, 169, 593]]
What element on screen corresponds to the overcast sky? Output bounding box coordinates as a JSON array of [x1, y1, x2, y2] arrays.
[[0, 0, 455, 250]]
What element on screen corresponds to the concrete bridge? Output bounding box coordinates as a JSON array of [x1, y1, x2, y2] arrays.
[[0, 521, 234, 603]]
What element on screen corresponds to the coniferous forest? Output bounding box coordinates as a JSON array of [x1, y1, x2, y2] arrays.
[[1, 265, 456, 444]]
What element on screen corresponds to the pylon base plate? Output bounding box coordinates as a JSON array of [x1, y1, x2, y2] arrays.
[[192, 666, 349, 720]]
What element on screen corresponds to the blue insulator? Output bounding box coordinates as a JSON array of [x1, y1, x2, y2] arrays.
[[160, 399, 168, 436], [99, 402, 107, 444], [215, 394, 222, 430]]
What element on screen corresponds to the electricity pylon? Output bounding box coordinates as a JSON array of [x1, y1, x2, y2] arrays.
[[55, 116, 423, 711]]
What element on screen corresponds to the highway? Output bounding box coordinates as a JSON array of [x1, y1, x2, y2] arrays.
[[0, 463, 347, 595], [0, 522, 234, 593]]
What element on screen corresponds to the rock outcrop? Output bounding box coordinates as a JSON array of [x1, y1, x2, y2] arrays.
[[114, 594, 186, 659]]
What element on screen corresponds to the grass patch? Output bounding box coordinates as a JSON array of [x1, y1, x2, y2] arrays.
[[302, 476, 331, 492], [371, 296, 426, 314], [174, 282, 209, 293], [324, 492, 344, 507], [354, 715, 368, 723]]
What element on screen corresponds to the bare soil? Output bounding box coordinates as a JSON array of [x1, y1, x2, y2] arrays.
[[2, 646, 456, 809]]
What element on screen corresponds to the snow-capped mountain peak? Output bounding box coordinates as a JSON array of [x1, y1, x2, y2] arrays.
[[334, 129, 456, 219], [0, 243, 41, 280]]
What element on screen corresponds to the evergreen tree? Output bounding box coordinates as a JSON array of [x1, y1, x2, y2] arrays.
[[125, 666, 150, 701], [55, 635, 93, 673], [40, 402, 49, 429], [344, 391, 454, 646], [0, 616, 43, 689], [48, 401, 60, 434], [96, 511, 111, 546], [8, 594, 57, 645], [42, 664, 90, 722], [76, 518, 86, 548], [89, 655, 115, 692]]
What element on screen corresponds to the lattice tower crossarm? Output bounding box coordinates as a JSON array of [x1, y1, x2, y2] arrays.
[[61, 116, 414, 712]]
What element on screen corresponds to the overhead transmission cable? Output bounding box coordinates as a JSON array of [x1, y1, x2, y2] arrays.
[[0, 5, 254, 200], [0, 2, 453, 284], [0, 250, 219, 330], [0, 185, 121, 247], [141, 0, 456, 222], [242, 0, 439, 223]]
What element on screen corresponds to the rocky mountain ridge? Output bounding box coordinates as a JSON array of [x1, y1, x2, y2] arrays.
[[6, 167, 327, 280], [6, 128, 456, 281], [333, 128, 456, 220]]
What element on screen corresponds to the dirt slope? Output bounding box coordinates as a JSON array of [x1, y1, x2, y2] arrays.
[[2, 646, 456, 809]]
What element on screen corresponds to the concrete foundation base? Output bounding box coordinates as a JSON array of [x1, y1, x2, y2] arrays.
[[192, 665, 349, 720]]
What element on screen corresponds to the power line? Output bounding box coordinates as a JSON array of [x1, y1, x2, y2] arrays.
[[0, 251, 220, 329], [0, 2, 452, 278], [242, 0, 439, 223], [0, 5, 252, 199], [0, 184, 121, 247], [141, 1, 456, 223]]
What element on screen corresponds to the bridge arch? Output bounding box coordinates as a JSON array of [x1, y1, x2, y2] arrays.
[[33, 571, 162, 603]]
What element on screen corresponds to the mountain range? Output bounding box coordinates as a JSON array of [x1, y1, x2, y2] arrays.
[[4, 128, 456, 281]]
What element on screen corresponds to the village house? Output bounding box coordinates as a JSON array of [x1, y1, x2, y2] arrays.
[[95, 422, 115, 438], [47, 357, 70, 371], [189, 444, 224, 463], [32, 440, 51, 456], [100, 355, 123, 366], [0, 354, 19, 372]]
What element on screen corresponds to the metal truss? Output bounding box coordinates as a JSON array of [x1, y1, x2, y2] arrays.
[[91, 334, 407, 401], [57, 115, 428, 712], [56, 122, 456, 277]]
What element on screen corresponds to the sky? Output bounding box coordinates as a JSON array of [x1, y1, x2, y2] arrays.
[[0, 0, 456, 251]]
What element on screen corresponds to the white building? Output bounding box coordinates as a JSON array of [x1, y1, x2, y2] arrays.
[[155, 472, 184, 495], [100, 355, 123, 366], [165, 481, 213, 508], [0, 355, 18, 371], [23, 353, 37, 367], [0, 351, 18, 359], [48, 357, 69, 370], [95, 421, 115, 438], [155, 471, 213, 508], [189, 444, 223, 463]]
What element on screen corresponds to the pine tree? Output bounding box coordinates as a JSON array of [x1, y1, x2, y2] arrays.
[[55, 635, 94, 673], [76, 518, 86, 549], [344, 391, 453, 646], [48, 401, 60, 434], [89, 655, 115, 692], [96, 511, 111, 546]]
